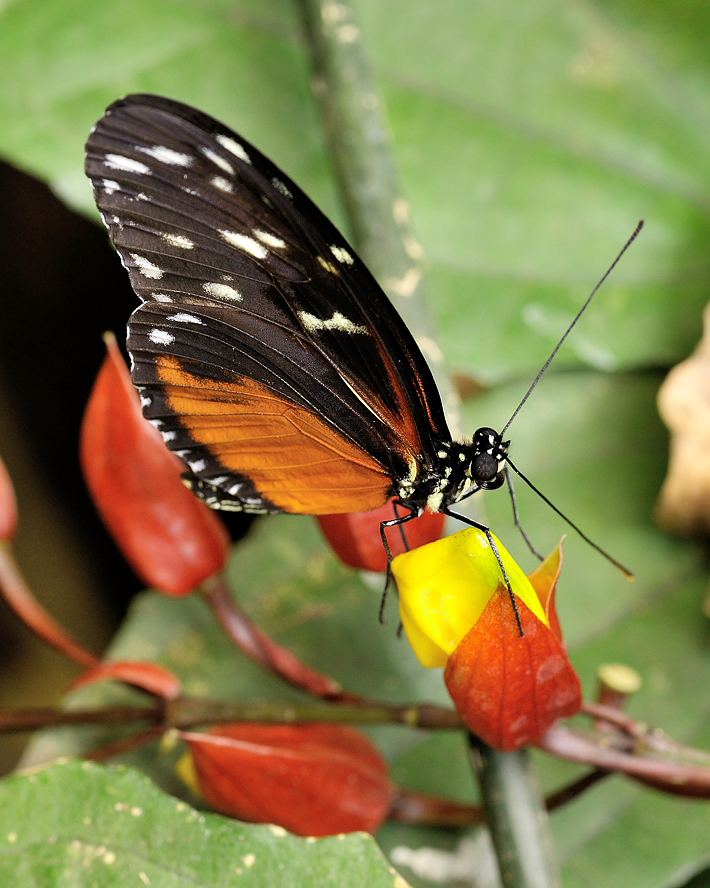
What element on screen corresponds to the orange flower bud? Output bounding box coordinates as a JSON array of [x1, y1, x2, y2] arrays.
[[317, 498, 445, 572], [392, 528, 581, 751], [0, 454, 17, 541], [80, 334, 229, 596], [180, 723, 394, 836]]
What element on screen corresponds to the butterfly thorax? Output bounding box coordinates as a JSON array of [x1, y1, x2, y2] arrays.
[[397, 427, 510, 514]]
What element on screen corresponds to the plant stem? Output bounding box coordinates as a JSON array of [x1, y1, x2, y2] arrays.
[[470, 737, 560, 888], [0, 540, 99, 669], [0, 705, 162, 733], [0, 698, 463, 734], [201, 575, 361, 701]]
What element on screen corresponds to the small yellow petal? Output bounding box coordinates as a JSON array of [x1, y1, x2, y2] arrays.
[[175, 750, 201, 797], [392, 528, 548, 668]]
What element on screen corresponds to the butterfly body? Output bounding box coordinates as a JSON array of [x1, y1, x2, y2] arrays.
[[85, 95, 508, 520]]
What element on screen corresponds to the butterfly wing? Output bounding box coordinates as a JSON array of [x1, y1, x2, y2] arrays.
[[85, 94, 451, 514]]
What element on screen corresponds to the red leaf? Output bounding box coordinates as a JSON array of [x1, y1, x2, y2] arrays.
[[182, 723, 394, 836], [0, 454, 17, 541], [72, 660, 182, 699], [81, 334, 229, 596], [317, 499, 445, 572], [444, 589, 581, 751]]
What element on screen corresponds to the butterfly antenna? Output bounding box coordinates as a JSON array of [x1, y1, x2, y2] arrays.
[[506, 457, 634, 579], [500, 220, 644, 438]]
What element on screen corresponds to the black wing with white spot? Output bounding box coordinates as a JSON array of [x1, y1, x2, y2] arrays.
[[85, 94, 451, 514]]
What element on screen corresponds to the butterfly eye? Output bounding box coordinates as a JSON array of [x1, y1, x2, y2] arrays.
[[472, 452, 499, 483]]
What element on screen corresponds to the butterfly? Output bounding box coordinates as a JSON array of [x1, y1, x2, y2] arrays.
[[85, 94, 511, 530]]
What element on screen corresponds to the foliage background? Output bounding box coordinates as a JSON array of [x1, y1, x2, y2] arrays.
[[0, 0, 709, 885]]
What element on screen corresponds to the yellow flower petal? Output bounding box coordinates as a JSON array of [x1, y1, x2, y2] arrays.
[[392, 527, 548, 668]]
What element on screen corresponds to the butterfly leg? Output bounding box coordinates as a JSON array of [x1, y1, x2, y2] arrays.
[[379, 503, 418, 624], [443, 508, 524, 637], [504, 467, 544, 561]]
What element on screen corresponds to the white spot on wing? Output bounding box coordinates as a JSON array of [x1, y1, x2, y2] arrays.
[[167, 313, 202, 324], [298, 311, 367, 334], [203, 281, 243, 301], [148, 329, 174, 345], [151, 293, 173, 303], [162, 233, 194, 249], [210, 176, 233, 193], [102, 179, 120, 194], [330, 245, 354, 264], [104, 154, 151, 175], [161, 430, 177, 443], [254, 230, 286, 249], [139, 145, 192, 166], [131, 254, 164, 279], [216, 134, 251, 164], [317, 256, 339, 274], [189, 459, 207, 473], [219, 230, 268, 258], [201, 146, 234, 175], [271, 177, 293, 199]]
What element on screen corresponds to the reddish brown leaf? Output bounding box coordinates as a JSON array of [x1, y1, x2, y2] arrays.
[[0, 454, 17, 541], [81, 334, 229, 596], [182, 723, 394, 836], [444, 588, 581, 751], [72, 660, 182, 699]]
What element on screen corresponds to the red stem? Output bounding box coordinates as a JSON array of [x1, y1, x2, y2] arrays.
[[200, 574, 362, 702], [0, 540, 99, 669]]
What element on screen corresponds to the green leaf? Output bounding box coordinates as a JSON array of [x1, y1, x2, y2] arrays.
[[1, 0, 709, 380], [0, 759, 405, 886], [357, 0, 710, 381]]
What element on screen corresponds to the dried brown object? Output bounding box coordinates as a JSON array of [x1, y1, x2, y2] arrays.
[[656, 304, 710, 534]]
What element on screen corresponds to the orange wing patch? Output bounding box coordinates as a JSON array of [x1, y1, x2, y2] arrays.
[[155, 355, 392, 514]]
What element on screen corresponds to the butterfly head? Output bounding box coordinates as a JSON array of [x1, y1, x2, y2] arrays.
[[468, 427, 509, 491], [399, 428, 509, 514]]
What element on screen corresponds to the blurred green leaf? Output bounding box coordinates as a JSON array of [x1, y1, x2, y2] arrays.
[[1, 0, 709, 379], [0, 759, 402, 886]]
